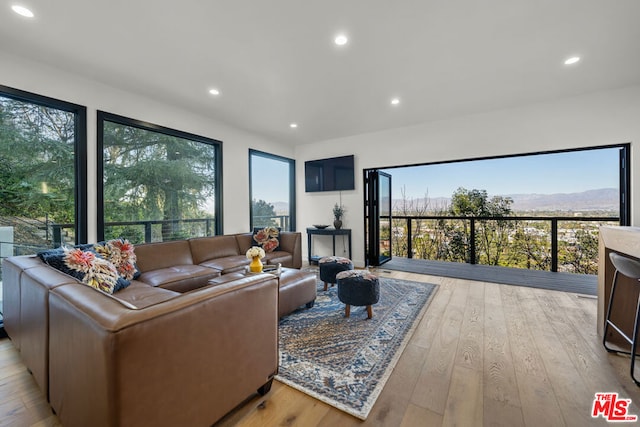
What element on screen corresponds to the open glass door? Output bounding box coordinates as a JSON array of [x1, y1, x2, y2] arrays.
[[364, 170, 392, 266]]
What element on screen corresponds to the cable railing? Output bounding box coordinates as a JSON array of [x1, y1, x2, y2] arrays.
[[1, 215, 292, 251], [50, 218, 221, 246], [386, 214, 619, 274]]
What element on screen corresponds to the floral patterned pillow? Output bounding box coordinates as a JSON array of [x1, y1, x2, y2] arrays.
[[252, 227, 281, 253]]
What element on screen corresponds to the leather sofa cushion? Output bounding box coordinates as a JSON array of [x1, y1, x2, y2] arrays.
[[134, 240, 194, 272], [189, 235, 240, 264], [138, 265, 220, 293], [200, 256, 250, 274], [112, 280, 181, 309]]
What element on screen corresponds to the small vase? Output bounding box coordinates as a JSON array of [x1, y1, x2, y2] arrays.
[[249, 256, 263, 273], [333, 219, 342, 229]]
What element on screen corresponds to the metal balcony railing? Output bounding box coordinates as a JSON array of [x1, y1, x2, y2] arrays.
[[251, 215, 290, 230], [386, 214, 619, 273]]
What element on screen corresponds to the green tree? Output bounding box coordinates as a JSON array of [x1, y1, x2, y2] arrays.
[[559, 228, 599, 274], [252, 199, 277, 227], [0, 98, 75, 224], [102, 122, 217, 240], [510, 223, 551, 270], [448, 187, 514, 265]]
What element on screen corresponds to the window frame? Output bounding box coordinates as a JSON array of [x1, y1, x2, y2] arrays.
[[372, 143, 630, 225], [249, 149, 296, 231], [96, 111, 223, 241], [0, 84, 88, 243]]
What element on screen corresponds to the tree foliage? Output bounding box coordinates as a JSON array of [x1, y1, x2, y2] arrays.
[[102, 121, 217, 240], [252, 199, 277, 227], [448, 187, 514, 265], [0, 97, 75, 223]]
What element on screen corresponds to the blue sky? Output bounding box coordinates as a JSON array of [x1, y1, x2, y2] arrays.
[[382, 147, 620, 199], [251, 154, 291, 204]]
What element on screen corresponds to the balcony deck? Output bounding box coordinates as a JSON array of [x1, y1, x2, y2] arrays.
[[377, 257, 597, 296]]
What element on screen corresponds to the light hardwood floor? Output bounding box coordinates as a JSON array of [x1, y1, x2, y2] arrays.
[[2, 270, 640, 426]]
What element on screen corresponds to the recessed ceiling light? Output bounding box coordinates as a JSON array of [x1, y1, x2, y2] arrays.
[[290, 123, 298, 129], [391, 98, 400, 106], [11, 5, 34, 18], [334, 34, 348, 46], [208, 88, 220, 96], [564, 56, 580, 65]]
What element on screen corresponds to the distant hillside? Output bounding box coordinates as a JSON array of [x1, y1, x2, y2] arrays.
[[392, 188, 618, 213], [507, 188, 618, 212], [272, 201, 290, 214]]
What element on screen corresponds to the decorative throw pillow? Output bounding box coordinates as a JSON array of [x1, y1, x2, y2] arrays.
[[38, 246, 120, 294], [36, 238, 138, 294], [94, 238, 140, 281], [253, 226, 281, 253]]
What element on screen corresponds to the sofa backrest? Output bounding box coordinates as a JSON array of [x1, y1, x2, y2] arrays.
[[134, 240, 194, 272], [234, 234, 254, 253], [188, 235, 241, 264]]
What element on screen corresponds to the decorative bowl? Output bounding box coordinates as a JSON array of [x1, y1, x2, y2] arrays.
[[313, 224, 329, 229]]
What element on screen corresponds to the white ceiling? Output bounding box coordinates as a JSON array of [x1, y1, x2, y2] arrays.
[[2, 1, 640, 145]]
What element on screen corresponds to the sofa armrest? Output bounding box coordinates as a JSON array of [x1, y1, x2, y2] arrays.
[[48, 274, 279, 427]]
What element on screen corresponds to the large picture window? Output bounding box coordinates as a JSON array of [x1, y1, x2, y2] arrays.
[[0, 85, 86, 329], [249, 150, 295, 231], [98, 112, 222, 243]]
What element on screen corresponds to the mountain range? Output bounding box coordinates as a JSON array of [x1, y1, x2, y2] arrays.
[[393, 188, 618, 213]]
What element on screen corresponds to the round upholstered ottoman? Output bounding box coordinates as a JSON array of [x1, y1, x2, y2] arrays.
[[336, 270, 380, 319], [319, 256, 354, 291]]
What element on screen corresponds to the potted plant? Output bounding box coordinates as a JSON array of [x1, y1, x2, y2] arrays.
[[333, 203, 345, 229]]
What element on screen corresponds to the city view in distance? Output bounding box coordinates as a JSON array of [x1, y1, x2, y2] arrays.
[[390, 187, 618, 215], [379, 147, 622, 275]]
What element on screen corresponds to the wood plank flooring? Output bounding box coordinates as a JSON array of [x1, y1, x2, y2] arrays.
[[1, 270, 639, 426]]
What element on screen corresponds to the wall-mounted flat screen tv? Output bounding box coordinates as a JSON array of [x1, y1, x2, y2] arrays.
[[305, 155, 355, 192]]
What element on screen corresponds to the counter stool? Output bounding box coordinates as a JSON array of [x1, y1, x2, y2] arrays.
[[336, 270, 380, 319], [603, 251, 640, 386], [318, 256, 354, 291]]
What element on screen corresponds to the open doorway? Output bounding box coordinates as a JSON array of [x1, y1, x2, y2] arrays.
[[364, 144, 629, 272]]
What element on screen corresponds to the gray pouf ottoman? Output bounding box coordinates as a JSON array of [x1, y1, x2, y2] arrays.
[[318, 256, 354, 291], [336, 270, 380, 319]]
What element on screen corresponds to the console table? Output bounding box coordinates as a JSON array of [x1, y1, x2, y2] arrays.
[[307, 227, 352, 264]]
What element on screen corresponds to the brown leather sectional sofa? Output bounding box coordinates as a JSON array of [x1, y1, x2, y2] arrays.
[[2, 231, 315, 427]]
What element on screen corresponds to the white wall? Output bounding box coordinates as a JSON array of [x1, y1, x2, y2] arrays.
[[0, 51, 294, 241], [296, 85, 640, 267]]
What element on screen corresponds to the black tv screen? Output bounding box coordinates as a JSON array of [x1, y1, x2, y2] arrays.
[[305, 155, 355, 192]]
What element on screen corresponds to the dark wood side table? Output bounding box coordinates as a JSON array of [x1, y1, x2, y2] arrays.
[[306, 227, 352, 264]]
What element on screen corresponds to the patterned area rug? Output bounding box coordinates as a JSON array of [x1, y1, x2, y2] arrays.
[[276, 274, 438, 420]]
